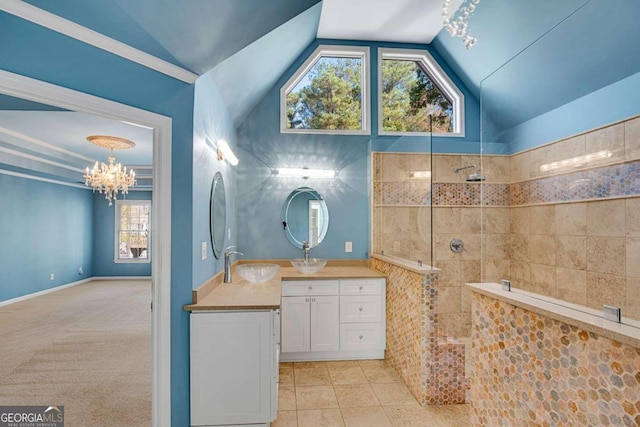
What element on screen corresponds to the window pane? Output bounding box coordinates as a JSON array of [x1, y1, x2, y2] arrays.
[[286, 57, 363, 131], [116, 201, 151, 261], [381, 59, 453, 133]]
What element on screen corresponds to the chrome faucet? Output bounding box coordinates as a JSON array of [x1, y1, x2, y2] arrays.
[[302, 241, 310, 262], [224, 246, 243, 283]]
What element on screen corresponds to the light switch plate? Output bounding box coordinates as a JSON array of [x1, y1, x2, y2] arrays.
[[345, 241, 352, 253], [201, 242, 207, 260]]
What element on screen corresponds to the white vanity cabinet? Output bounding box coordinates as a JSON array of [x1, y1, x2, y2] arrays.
[[280, 280, 340, 354], [281, 277, 385, 361], [190, 309, 280, 427]]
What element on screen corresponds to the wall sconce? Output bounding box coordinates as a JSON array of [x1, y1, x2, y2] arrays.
[[274, 167, 337, 179], [216, 139, 238, 166], [539, 150, 611, 173]]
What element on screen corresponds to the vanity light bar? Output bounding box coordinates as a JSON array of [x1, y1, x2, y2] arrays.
[[217, 139, 239, 166], [275, 167, 337, 179], [539, 150, 611, 173]]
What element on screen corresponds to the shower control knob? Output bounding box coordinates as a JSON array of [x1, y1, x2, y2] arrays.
[[450, 238, 465, 253]]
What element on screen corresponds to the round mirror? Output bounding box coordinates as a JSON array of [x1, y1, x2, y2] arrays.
[[282, 187, 329, 249], [209, 172, 226, 259]]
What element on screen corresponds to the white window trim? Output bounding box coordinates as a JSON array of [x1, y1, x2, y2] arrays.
[[378, 47, 465, 137], [280, 45, 371, 135], [114, 199, 151, 264]]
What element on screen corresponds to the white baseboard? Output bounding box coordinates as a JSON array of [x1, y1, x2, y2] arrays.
[[0, 276, 153, 307], [0, 278, 91, 307]]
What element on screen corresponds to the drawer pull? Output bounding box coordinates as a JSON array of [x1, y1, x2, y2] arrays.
[[305, 298, 309, 302], [359, 307, 363, 312], [359, 335, 364, 340], [311, 298, 316, 302], [308, 286, 313, 290], [359, 286, 363, 291]]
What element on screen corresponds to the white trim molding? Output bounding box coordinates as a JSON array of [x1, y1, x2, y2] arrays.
[[0, 69, 172, 427], [378, 47, 465, 138], [0, 278, 92, 307], [0, 0, 198, 84], [280, 45, 371, 135]]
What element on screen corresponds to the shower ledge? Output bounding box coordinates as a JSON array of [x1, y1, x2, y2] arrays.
[[467, 282, 640, 349]]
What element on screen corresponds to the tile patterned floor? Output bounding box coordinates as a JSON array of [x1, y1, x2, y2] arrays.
[[271, 360, 470, 427]]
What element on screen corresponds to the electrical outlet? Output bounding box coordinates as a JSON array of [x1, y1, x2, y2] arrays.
[[50, 273, 55, 281], [201, 242, 207, 260], [78, 267, 83, 275], [345, 241, 353, 253], [228, 228, 231, 240]]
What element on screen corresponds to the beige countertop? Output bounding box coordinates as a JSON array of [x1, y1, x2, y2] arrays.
[[185, 266, 385, 311], [468, 282, 640, 349]]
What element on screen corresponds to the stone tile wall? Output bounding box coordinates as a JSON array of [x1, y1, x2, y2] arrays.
[[372, 152, 510, 337], [509, 116, 640, 321], [372, 115, 640, 329], [471, 292, 640, 426]]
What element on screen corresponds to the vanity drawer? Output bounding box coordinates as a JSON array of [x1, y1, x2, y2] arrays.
[[282, 280, 339, 297], [339, 296, 382, 323], [340, 323, 384, 351], [339, 279, 383, 296]]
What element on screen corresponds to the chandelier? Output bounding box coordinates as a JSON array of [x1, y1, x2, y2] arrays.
[[442, 0, 480, 49], [84, 135, 136, 206]]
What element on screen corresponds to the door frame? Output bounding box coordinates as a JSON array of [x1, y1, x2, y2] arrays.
[[0, 69, 172, 426]]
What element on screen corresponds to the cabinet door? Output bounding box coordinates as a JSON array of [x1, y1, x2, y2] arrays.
[[281, 296, 311, 353], [310, 295, 340, 352], [190, 311, 272, 426]]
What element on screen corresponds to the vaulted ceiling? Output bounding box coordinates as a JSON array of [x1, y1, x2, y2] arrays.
[[1, 0, 639, 179]]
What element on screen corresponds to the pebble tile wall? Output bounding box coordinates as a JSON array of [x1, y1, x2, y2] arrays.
[[471, 292, 640, 426], [372, 257, 468, 405]]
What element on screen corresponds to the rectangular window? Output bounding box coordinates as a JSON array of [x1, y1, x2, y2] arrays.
[[115, 200, 151, 263]]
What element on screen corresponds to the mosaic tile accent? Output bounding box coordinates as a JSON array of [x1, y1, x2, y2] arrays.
[[372, 258, 468, 405], [375, 160, 640, 207], [471, 292, 640, 426], [374, 182, 509, 207], [510, 160, 640, 206]]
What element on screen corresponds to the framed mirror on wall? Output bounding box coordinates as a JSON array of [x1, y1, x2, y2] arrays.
[[281, 186, 329, 249], [209, 172, 226, 259]]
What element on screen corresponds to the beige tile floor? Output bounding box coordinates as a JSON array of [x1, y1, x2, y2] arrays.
[[271, 360, 470, 427]]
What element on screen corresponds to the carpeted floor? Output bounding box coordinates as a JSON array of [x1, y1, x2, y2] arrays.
[[0, 280, 151, 427]]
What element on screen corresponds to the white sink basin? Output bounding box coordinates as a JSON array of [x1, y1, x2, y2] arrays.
[[236, 264, 280, 283], [290, 258, 327, 274]]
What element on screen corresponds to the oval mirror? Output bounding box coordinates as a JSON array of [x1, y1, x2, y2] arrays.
[[282, 187, 329, 249], [209, 172, 226, 259]]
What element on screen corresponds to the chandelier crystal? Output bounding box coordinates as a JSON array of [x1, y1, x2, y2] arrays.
[[442, 0, 480, 49], [84, 135, 136, 206]]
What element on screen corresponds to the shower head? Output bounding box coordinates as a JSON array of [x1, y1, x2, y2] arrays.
[[453, 164, 486, 182], [466, 171, 485, 182]]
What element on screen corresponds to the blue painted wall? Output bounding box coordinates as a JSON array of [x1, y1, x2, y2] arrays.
[[236, 39, 480, 260], [192, 73, 238, 287], [0, 175, 93, 301], [92, 191, 152, 277], [0, 12, 195, 426], [500, 71, 640, 154]]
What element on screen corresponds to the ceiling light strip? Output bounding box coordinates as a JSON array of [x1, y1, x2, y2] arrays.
[[0, 126, 95, 162], [0, 0, 198, 84]]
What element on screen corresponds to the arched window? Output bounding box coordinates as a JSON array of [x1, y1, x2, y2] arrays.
[[281, 45, 370, 135], [379, 48, 464, 136]]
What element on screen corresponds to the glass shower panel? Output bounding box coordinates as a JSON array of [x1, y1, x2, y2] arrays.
[[371, 133, 433, 267]]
